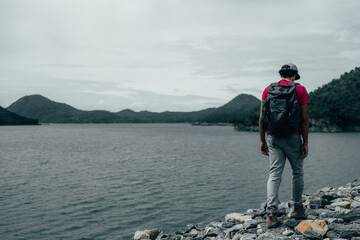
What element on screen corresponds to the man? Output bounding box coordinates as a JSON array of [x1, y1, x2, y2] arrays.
[[259, 63, 309, 228]]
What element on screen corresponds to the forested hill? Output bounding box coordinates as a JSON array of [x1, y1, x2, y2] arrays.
[[6, 94, 260, 124], [308, 67, 360, 129], [0, 106, 38, 125]]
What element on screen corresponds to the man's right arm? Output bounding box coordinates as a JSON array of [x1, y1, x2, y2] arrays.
[[300, 104, 309, 159]]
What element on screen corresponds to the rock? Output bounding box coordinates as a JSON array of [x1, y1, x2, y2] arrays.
[[327, 223, 360, 238], [132, 179, 360, 240], [306, 195, 326, 209], [337, 208, 360, 221], [303, 230, 323, 240], [240, 233, 257, 240], [284, 218, 301, 228], [325, 218, 344, 224], [351, 200, 360, 209], [221, 221, 236, 228], [204, 226, 220, 236], [243, 219, 264, 229], [225, 213, 252, 224], [184, 229, 199, 238], [224, 224, 244, 238], [231, 232, 243, 240], [295, 220, 329, 236], [133, 230, 150, 240], [283, 229, 294, 236], [133, 229, 162, 240], [184, 224, 197, 233], [331, 199, 353, 209], [351, 179, 360, 187], [320, 187, 332, 192]]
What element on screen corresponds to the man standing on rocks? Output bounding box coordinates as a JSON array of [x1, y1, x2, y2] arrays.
[[259, 63, 309, 228]]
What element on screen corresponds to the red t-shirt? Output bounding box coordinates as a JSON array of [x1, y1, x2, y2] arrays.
[[262, 80, 309, 104], [262, 80, 309, 135]]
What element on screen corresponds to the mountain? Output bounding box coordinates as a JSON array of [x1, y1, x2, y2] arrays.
[[0, 106, 38, 125], [7, 95, 127, 123], [308, 67, 360, 129], [7, 94, 260, 124]]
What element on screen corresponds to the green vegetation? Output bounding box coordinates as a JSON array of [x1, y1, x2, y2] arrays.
[[0, 106, 38, 125], [6, 94, 260, 124], [308, 67, 360, 129]]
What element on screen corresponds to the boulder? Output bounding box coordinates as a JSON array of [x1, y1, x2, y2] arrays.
[[283, 229, 294, 236], [225, 213, 252, 224], [328, 223, 360, 238], [243, 219, 265, 230], [351, 200, 360, 209], [133, 229, 161, 240], [295, 220, 329, 237], [331, 199, 353, 209], [303, 230, 323, 240]]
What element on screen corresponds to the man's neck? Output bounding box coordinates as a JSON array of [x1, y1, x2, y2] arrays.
[[281, 77, 294, 82]]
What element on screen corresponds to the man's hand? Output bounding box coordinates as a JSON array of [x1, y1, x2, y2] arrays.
[[301, 144, 308, 159], [260, 141, 269, 156]]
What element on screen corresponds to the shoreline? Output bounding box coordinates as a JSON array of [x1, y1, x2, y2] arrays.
[[132, 178, 360, 240]]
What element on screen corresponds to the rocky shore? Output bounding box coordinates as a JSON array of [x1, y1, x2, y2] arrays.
[[132, 178, 360, 240]]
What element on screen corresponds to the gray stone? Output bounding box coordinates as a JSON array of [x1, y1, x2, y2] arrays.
[[133, 230, 162, 240], [283, 229, 295, 236], [320, 187, 332, 192], [183, 229, 199, 238], [225, 213, 252, 224], [240, 233, 257, 240], [221, 221, 236, 228], [284, 218, 301, 228], [328, 223, 360, 238], [325, 218, 344, 224], [320, 208, 360, 221], [231, 232, 243, 240], [351, 179, 360, 187], [303, 230, 323, 240], [324, 205, 336, 210], [325, 230, 340, 239], [351, 201, 360, 209], [331, 199, 353, 209], [133, 231, 151, 240], [243, 219, 265, 229], [204, 226, 220, 236], [307, 196, 326, 209]]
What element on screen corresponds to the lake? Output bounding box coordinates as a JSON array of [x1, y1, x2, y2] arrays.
[[0, 124, 359, 239]]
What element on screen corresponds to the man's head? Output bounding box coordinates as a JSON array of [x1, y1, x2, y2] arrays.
[[279, 63, 300, 80]]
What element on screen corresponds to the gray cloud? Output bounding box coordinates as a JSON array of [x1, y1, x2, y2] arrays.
[[1, 0, 359, 111]]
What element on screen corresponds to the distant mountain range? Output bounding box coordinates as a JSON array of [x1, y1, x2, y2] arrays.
[[5, 94, 260, 124], [3, 66, 359, 129]]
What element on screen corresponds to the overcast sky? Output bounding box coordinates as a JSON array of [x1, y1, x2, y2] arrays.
[[1, 0, 359, 112]]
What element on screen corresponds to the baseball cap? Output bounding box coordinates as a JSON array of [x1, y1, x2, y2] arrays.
[[280, 63, 301, 80]]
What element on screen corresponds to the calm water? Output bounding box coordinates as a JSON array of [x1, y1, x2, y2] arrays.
[[0, 124, 359, 240]]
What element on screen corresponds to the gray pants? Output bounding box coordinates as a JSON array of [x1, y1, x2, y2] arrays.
[[266, 133, 304, 213]]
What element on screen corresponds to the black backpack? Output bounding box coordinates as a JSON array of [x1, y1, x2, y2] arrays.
[[260, 81, 301, 136]]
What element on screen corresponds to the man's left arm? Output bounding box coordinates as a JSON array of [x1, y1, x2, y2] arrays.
[[300, 104, 309, 159]]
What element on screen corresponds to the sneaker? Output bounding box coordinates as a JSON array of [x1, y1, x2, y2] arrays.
[[290, 206, 307, 219], [266, 213, 280, 228]]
